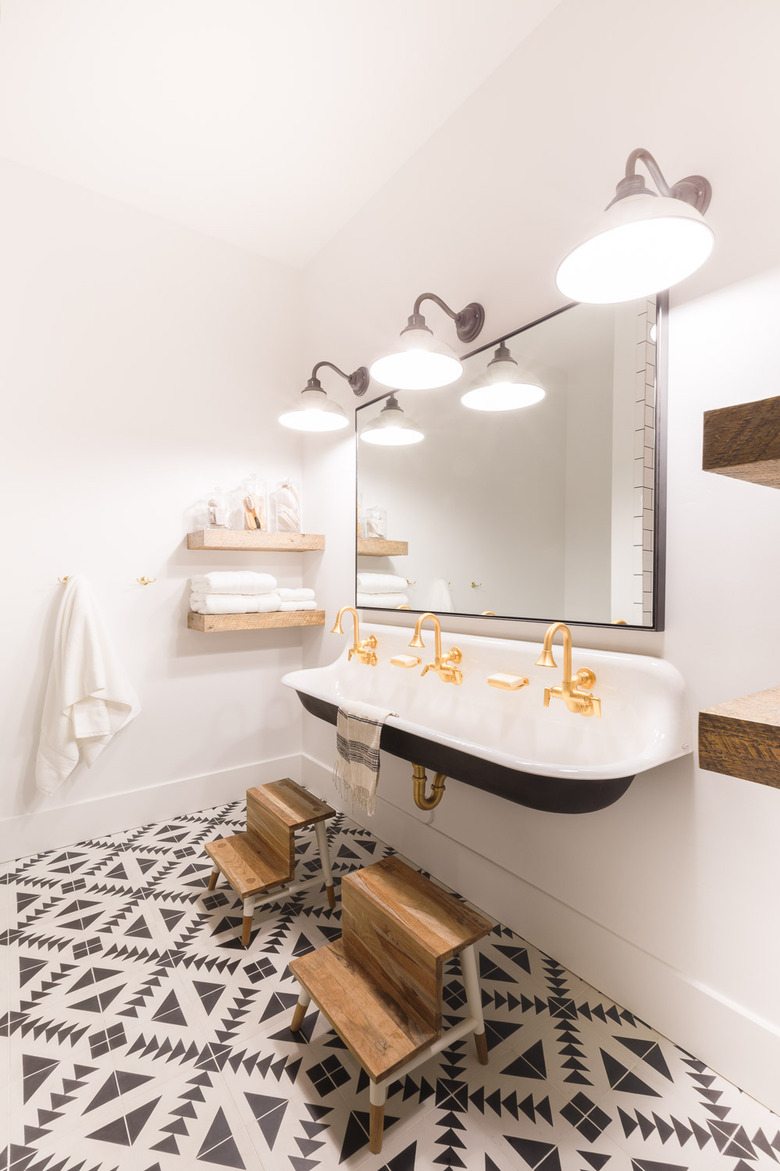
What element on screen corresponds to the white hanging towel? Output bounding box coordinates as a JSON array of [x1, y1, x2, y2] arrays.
[[36, 576, 141, 796], [430, 579, 455, 612]]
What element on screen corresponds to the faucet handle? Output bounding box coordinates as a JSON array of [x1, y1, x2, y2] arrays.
[[445, 646, 462, 665], [364, 634, 378, 650], [574, 667, 596, 690]]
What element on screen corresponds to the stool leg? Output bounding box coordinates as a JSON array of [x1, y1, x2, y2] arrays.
[[369, 1080, 387, 1154], [207, 867, 219, 892], [242, 896, 256, 948], [314, 820, 336, 908], [290, 987, 311, 1033], [460, 944, 488, 1064]]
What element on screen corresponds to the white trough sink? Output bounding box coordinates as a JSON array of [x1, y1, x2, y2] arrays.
[[283, 623, 691, 813]]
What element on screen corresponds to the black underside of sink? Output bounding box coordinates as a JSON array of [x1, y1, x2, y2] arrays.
[[296, 691, 635, 815]]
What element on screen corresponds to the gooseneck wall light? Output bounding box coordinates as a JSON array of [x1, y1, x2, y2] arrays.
[[370, 292, 485, 390], [278, 360, 369, 432], [461, 341, 545, 412], [360, 393, 424, 446], [556, 148, 713, 304]]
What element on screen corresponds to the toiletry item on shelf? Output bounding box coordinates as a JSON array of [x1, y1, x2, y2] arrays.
[[361, 506, 387, 539], [207, 486, 230, 528], [272, 478, 302, 532], [241, 475, 267, 531]]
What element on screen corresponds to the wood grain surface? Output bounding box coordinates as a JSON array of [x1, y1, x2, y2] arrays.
[[187, 529, 325, 550], [702, 396, 780, 488], [699, 685, 780, 788], [187, 609, 325, 632]]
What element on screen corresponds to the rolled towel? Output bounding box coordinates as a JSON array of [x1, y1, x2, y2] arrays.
[[190, 592, 281, 614], [190, 571, 277, 595], [357, 592, 409, 608], [277, 587, 316, 601], [279, 600, 317, 611], [356, 572, 409, 594]]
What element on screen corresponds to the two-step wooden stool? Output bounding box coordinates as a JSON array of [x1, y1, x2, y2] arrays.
[[288, 855, 493, 1154], [205, 779, 336, 947]]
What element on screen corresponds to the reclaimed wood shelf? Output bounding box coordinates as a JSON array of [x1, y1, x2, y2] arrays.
[[187, 529, 325, 551], [188, 609, 326, 633], [357, 538, 408, 557], [702, 395, 780, 488], [698, 685, 780, 788]]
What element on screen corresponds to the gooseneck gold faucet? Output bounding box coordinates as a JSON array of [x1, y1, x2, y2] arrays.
[[536, 621, 601, 717], [409, 612, 463, 685], [331, 606, 377, 666]]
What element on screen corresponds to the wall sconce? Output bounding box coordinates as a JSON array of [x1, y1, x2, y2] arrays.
[[461, 341, 545, 412], [278, 361, 369, 432], [370, 292, 485, 390], [360, 393, 424, 446], [556, 148, 713, 303]]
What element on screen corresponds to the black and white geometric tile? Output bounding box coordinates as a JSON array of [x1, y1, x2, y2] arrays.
[[2, 798, 778, 1170]]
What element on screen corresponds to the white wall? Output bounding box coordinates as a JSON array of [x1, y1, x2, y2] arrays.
[[299, 0, 780, 1113], [0, 159, 309, 860]]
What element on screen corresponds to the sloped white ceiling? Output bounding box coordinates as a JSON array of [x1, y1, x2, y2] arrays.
[[0, 0, 563, 267]]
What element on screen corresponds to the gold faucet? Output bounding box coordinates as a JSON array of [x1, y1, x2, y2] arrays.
[[331, 606, 377, 666], [409, 612, 463, 685], [535, 621, 601, 717]]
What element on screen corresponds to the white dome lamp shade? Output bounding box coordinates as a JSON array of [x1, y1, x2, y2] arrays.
[[461, 341, 545, 412], [370, 291, 485, 390], [360, 393, 424, 446], [556, 148, 713, 304], [278, 360, 369, 432]]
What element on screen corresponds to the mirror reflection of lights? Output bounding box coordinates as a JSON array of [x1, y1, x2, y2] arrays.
[[461, 342, 545, 412], [360, 393, 424, 446]]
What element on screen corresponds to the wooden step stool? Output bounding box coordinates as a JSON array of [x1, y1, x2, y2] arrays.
[[205, 779, 336, 947], [288, 855, 493, 1154]]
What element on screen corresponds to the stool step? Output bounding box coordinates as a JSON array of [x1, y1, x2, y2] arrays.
[[290, 938, 436, 1082], [249, 778, 335, 830], [206, 833, 292, 899], [345, 856, 493, 960]]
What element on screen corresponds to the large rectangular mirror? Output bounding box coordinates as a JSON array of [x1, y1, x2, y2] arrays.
[[355, 295, 666, 630]]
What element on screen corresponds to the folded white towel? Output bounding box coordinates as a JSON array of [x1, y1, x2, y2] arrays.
[[190, 592, 281, 614], [334, 700, 396, 816], [36, 576, 141, 796], [357, 592, 409, 608], [190, 571, 277, 595], [279, 600, 317, 611], [356, 573, 409, 594], [277, 587, 316, 601]]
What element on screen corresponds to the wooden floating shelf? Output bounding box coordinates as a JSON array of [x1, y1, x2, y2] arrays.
[[357, 538, 408, 557], [188, 609, 326, 633], [698, 685, 780, 788], [702, 395, 780, 488], [187, 529, 325, 552]]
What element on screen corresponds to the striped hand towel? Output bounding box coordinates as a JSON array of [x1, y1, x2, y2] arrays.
[[334, 701, 396, 815]]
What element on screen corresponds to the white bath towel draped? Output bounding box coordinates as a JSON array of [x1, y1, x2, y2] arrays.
[[36, 576, 141, 796]]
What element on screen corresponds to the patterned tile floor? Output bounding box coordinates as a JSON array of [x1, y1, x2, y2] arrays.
[[1, 799, 778, 1171]]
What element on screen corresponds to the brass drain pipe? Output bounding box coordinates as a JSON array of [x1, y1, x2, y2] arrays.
[[412, 763, 447, 810]]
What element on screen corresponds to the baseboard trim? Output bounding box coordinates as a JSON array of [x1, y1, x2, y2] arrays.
[[302, 753, 780, 1114], [0, 755, 302, 863]]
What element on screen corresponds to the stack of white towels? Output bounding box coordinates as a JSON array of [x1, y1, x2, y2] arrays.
[[190, 572, 318, 614], [356, 572, 409, 609]]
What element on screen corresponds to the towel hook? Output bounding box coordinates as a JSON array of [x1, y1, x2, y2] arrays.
[[136, 576, 157, 586], [57, 576, 69, 584], [405, 579, 416, 586], [471, 581, 483, 589]]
